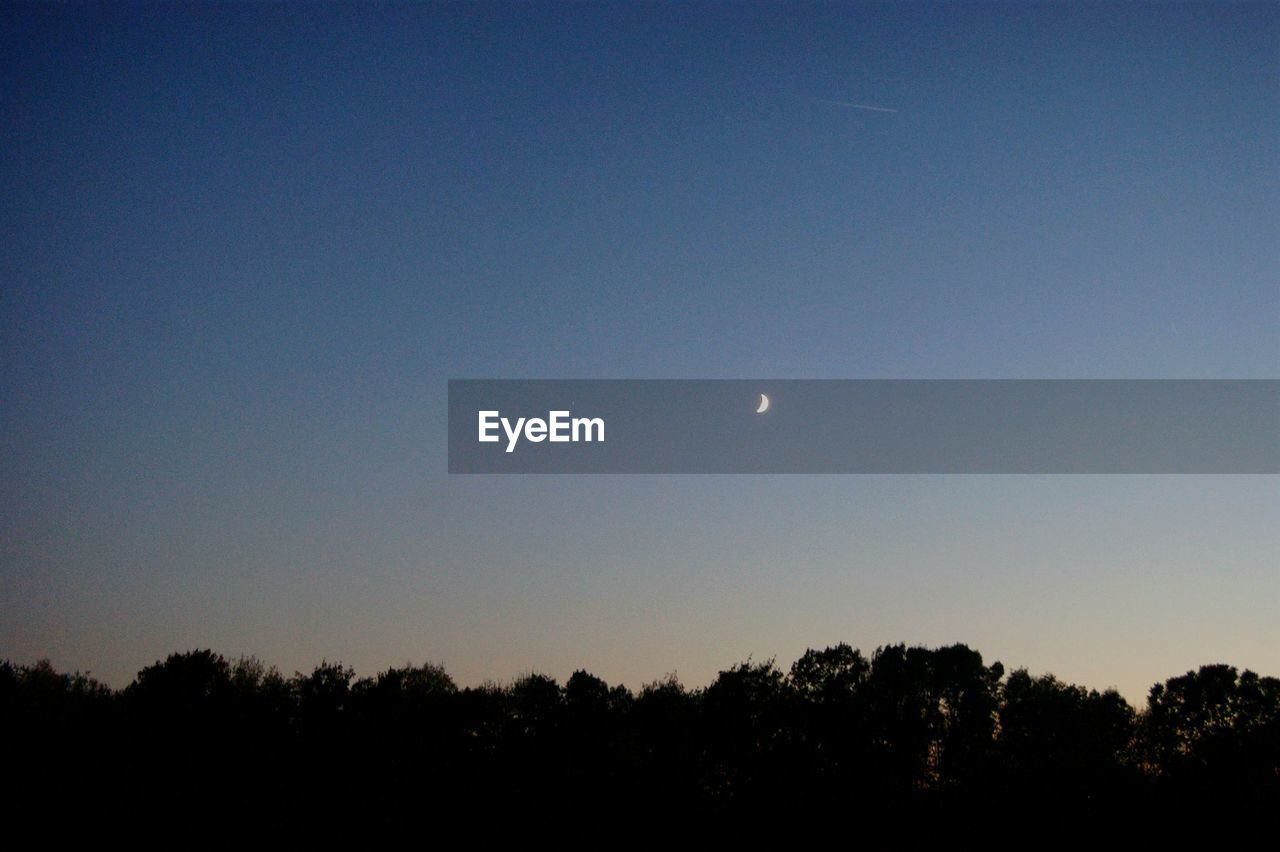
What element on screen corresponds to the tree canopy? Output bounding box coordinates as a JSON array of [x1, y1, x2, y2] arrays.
[[2, 644, 1275, 833]]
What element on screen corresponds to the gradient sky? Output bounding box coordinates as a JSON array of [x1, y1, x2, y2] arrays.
[[2, 2, 1277, 704]]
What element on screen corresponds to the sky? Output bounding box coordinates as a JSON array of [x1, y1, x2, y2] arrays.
[[2, 1, 1277, 704]]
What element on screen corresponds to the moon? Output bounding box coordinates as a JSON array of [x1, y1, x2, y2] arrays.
[[756, 393, 770, 414]]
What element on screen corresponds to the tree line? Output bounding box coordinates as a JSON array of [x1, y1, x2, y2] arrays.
[[3, 643, 1276, 831]]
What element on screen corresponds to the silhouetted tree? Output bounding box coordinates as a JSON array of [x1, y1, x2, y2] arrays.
[[5, 643, 1277, 830], [343, 662, 460, 819], [701, 658, 796, 810], [1141, 664, 1280, 808], [630, 673, 700, 813], [791, 643, 870, 699], [996, 669, 1136, 806], [789, 644, 873, 805], [806, 641, 1002, 817], [927, 643, 1003, 788], [1, 659, 116, 826]]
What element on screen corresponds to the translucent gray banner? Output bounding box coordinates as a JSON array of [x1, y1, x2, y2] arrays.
[[448, 380, 1278, 473]]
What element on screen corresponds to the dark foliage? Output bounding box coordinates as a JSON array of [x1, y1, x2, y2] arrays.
[[3, 645, 1276, 834]]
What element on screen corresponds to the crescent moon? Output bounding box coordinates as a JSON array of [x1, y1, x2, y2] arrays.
[[756, 393, 770, 414]]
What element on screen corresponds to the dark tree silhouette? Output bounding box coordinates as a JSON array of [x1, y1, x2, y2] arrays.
[[701, 658, 794, 810], [789, 644, 873, 805], [995, 669, 1137, 807], [3, 644, 1277, 833], [1141, 663, 1280, 807], [1, 658, 115, 828]]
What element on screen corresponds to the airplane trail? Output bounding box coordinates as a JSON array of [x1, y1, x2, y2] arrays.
[[810, 97, 899, 113]]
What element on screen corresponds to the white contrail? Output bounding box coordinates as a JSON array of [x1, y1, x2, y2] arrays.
[[809, 96, 899, 113]]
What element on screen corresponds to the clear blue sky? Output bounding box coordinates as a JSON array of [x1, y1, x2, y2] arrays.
[[2, 2, 1277, 702]]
